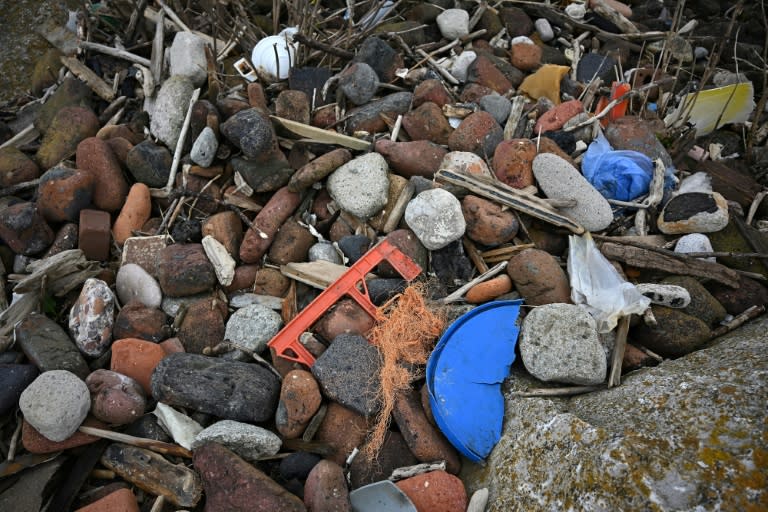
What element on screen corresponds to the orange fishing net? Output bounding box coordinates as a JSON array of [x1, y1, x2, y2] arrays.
[[363, 283, 446, 460]]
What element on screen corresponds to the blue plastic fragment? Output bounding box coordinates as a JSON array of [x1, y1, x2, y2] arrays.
[[582, 130, 655, 202], [426, 300, 523, 462]]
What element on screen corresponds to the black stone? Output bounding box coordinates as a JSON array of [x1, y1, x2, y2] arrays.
[[0, 364, 38, 415], [353, 37, 399, 83], [123, 414, 172, 442], [151, 353, 281, 422], [576, 52, 618, 83], [543, 131, 576, 155], [289, 67, 334, 107], [662, 193, 718, 222], [126, 140, 172, 188], [220, 108, 279, 160], [230, 156, 293, 193], [279, 452, 322, 481], [337, 235, 372, 265], [367, 278, 406, 306], [15, 312, 90, 378], [349, 431, 418, 489], [311, 334, 382, 417], [431, 240, 474, 290]]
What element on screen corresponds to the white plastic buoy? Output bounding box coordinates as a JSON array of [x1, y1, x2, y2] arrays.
[[251, 27, 299, 81]]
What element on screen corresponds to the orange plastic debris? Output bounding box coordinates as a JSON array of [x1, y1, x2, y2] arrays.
[[267, 239, 422, 367], [596, 81, 632, 127]]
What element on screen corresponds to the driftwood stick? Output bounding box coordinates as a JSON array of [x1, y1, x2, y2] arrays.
[[591, 0, 639, 33], [437, 261, 509, 304], [511, 384, 605, 397], [60, 56, 115, 102], [293, 33, 354, 60], [598, 241, 740, 288], [710, 305, 765, 338], [608, 315, 631, 387], [78, 426, 192, 458], [151, 10, 165, 88], [415, 49, 460, 85], [157, 0, 191, 32], [0, 177, 42, 197], [79, 41, 151, 67], [150, 88, 201, 198], [0, 124, 40, 150]]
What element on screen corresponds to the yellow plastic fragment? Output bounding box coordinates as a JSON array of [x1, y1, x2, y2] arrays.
[[664, 82, 755, 136], [518, 64, 571, 105]]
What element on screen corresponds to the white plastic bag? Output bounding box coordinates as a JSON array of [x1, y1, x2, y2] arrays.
[[568, 233, 650, 333]]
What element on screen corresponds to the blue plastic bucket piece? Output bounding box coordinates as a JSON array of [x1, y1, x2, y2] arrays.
[[426, 300, 523, 462]]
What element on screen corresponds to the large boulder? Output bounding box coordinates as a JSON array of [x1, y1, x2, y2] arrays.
[[462, 315, 768, 511]]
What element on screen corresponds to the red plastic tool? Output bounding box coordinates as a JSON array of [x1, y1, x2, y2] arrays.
[[267, 239, 422, 367]]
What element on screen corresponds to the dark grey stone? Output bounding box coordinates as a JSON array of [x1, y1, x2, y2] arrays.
[[279, 452, 322, 481], [0, 364, 38, 415], [311, 334, 382, 417], [230, 156, 293, 193], [126, 140, 172, 187], [150, 353, 281, 422], [339, 63, 379, 106], [220, 108, 278, 160], [577, 52, 618, 84], [15, 312, 90, 378], [337, 235, 372, 265]]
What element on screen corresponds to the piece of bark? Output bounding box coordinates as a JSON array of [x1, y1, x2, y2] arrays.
[[599, 241, 740, 287]]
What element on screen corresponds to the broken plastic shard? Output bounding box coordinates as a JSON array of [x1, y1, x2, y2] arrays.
[[664, 82, 755, 136], [518, 64, 570, 105], [349, 480, 417, 512], [426, 300, 523, 462]]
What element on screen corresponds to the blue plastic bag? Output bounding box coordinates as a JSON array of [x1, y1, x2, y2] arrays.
[[582, 131, 654, 201]]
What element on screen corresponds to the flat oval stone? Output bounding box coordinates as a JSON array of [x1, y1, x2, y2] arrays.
[[101, 443, 202, 508], [658, 192, 729, 234], [116, 263, 163, 309], [532, 153, 613, 232], [19, 370, 90, 442], [16, 312, 90, 378], [68, 278, 116, 357], [192, 420, 282, 462], [275, 369, 323, 439], [151, 353, 280, 422]]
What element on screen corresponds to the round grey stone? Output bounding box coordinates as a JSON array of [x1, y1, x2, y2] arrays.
[[339, 63, 379, 106], [190, 126, 218, 168], [192, 420, 282, 462], [436, 9, 470, 40], [224, 304, 283, 353], [404, 188, 466, 250], [308, 242, 343, 264], [674, 233, 715, 262], [150, 75, 196, 150], [116, 263, 163, 309], [327, 152, 390, 219], [169, 32, 208, 86], [532, 153, 614, 232], [479, 95, 512, 126], [520, 303, 607, 385], [220, 108, 277, 160], [534, 18, 554, 42], [19, 370, 90, 442]]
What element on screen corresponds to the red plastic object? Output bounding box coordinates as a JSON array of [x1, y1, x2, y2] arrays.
[[268, 239, 422, 367]]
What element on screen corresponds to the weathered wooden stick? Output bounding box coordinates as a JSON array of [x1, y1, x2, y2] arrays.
[[78, 426, 192, 458], [150, 88, 201, 198], [437, 261, 509, 304], [608, 315, 631, 387], [0, 124, 40, 150], [511, 384, 605, 397], [79, 41, 151, 67], [60, 56, 115, 102], [151, 10, 165, 89], [598, 241, 740, 288], [436, 169, 585, 234], [710, 305, 766, 338]]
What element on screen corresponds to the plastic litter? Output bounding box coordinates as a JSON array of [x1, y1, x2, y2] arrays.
[[349, 480, 417, 512], [567, 233, 651, 333], [426, 300, 523, 462], [664, 82, 755, 136], [152, 402, 204, 450], [581, 130, 655, 201], [251, 27, 299, 81]]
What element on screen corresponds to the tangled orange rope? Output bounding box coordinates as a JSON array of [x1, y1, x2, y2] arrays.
[[363, 283, 446, 460]]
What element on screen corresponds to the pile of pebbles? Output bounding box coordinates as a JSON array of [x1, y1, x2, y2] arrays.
[[0, 0, 767, 510]]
